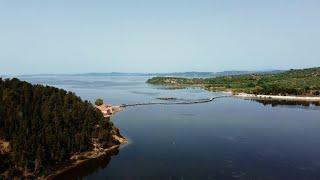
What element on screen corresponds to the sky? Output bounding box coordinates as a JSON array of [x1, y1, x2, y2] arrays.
[[0, 0, 320, 74]]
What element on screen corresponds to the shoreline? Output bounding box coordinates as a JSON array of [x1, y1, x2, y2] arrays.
[[234, 93, 320, 102], [183, 86, 320, 102], [45, 137, 128, 180], [44, 104, 127, 179], [177, 85, 320, 102], [150, 83, 320, 103]]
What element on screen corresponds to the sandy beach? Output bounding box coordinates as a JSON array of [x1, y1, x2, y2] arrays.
[[235, 93, 320, 102]]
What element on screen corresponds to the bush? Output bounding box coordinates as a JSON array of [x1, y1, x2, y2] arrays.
[[95, 98, 104, 106]]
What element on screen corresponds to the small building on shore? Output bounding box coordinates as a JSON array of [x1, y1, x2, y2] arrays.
[[96, 104, 113, 118]]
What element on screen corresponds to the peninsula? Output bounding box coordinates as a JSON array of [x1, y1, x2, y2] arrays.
[[0, 78, 126, 179], [147, 67, 320, 102]]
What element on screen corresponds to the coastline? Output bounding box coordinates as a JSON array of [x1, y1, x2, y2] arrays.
[[44, 136, 128, 180], [151, 83, 320, 102], [44, 104, 127, 180], [234, 93, 320, 102], [166, 85, 320, 102]]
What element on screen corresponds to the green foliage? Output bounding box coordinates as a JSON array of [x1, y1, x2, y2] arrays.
[[95, 98, 104, 106], [0, 78, 116, 177], [147, 67, 320, 96]]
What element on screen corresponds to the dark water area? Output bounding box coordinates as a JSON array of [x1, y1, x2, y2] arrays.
[[17, 75, 320, 180], [251, 99, 320, 109], [52, 148, 119, 180]]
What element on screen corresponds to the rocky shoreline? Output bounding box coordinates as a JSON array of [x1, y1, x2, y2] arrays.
[[44, 134, 127, 180], [43, 104, 127, 180]]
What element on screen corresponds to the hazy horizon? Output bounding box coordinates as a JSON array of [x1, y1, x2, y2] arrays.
[[1, 0, 320, 74], [2, 67, 313, 77], [2, 65, 319, 76]]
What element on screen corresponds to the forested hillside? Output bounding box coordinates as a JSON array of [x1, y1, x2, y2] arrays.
[[0, 78, 120, 178], [147, 67, 320, 96]]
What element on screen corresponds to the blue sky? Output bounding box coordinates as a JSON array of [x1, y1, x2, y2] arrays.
[[0, 0, 319, 74]]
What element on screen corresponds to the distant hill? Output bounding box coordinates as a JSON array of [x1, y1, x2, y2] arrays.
[[10, 70, 284, 78], [64, 70, 283, 78], [73, 72, 146, 76], [147, 67, 320, 96]]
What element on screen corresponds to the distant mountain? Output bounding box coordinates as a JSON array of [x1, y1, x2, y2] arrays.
[[70, 70, 284, 78], [147, 70, 284, 78], [74, 72, 147, 76], [73, 72, 216, 77], [7, 70, 283, 78], [148, 72, 216, 77]]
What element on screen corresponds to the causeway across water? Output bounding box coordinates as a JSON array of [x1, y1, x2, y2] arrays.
[[120, 95, 231, 107]]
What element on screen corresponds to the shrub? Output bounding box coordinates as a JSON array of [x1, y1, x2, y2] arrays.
[[95, 98, 104, 106]]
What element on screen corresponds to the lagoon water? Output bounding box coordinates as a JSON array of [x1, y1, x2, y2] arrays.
[[19, 75, 320, 180]]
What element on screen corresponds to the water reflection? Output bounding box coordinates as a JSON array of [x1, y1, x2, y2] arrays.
[[250, 99, 320, 109], [53, 148, 119, 180]]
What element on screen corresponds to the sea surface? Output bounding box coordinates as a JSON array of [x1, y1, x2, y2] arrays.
[[18, 75, 320, 180]]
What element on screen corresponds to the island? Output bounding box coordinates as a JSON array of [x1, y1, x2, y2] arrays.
[[147, 67, 320, 101], [0, 78, 126, 179]]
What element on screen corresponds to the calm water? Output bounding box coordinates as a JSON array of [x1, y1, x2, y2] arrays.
[[18, 75, 320, 180]]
